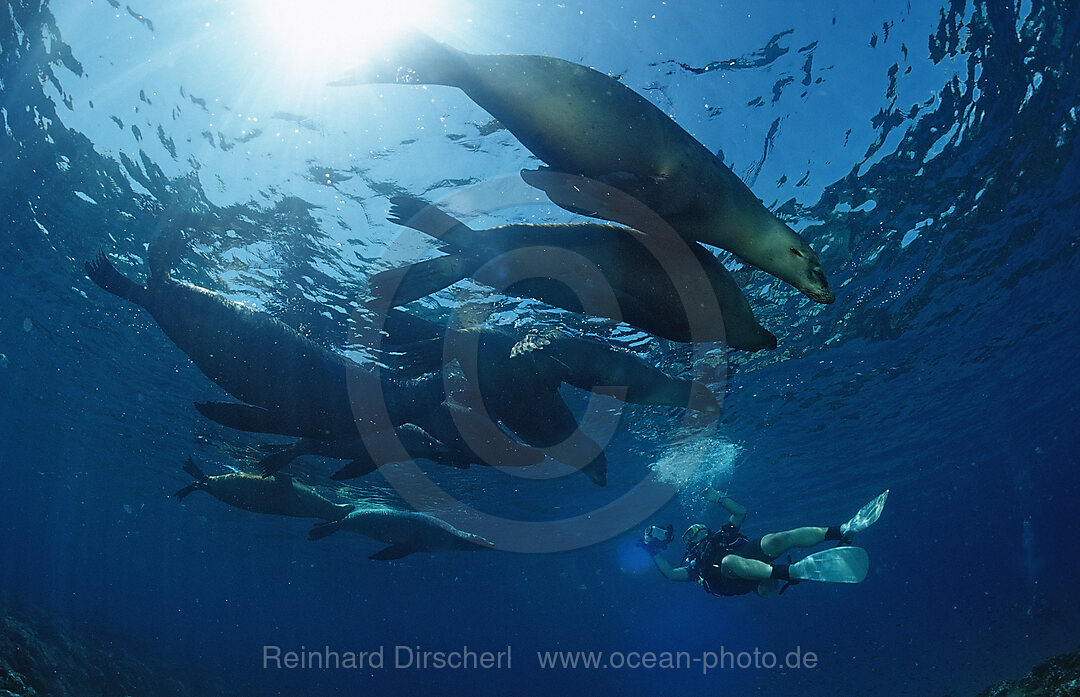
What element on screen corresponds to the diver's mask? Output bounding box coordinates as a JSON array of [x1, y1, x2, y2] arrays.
[[682, 523, 709, 547]]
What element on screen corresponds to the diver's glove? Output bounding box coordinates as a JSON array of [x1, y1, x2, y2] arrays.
[[638, 524, 674, 555], [701, 486, 728, 503]]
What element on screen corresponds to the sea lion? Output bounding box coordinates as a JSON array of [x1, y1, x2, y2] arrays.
[[381, 310, 608, 485], [84, 241, 438, 440], [308, 505, 495, 559], [256, 422, 458, 479], [380, 310, 723, 486], [369, 195, 777, 350], [172, 458, 352, 521], [333, 32, 834, 303], [383, 309, 721, 415], [255, 408, 545, 480]]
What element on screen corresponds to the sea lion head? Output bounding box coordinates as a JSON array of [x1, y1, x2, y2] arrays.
[[768, 230, 834, 304]]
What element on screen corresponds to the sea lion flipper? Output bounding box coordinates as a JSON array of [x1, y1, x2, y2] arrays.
[[369, 543, 418, 561], [520, 168, 677, 234], [387, 196, 474, 243], [146, 229, 187, 282], [84, 253, 147, 304], [193, 401, 296, 435], [171, 484, 198, 501], [580, 453, 608, 488], [257, 447, 298, 478], [329, 31, 464, 88], [308, 520, 341, 541], [269, 472, 294, 486], [367, 254, 481, 309], [381, 308, 442, 343], [520, 168, 608, 219], [330, 456, 379, 481], [382, 337, 446, 378]]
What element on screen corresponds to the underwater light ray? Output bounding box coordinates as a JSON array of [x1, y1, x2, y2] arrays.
[[246, 0, 450, 84]]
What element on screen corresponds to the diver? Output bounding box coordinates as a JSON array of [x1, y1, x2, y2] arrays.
[[640, 488, 889, 597]]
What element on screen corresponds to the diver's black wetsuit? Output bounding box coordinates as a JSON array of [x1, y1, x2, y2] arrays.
[[684, 525, 774, 596]]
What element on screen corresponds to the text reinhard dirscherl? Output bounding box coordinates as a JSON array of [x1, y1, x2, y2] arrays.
[[263, 645, 512, 671], [262, 645, 819, 674]]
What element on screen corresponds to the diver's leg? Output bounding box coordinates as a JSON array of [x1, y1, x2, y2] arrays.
[[720, 555, 773, 582], [760, 526, 843, 559]]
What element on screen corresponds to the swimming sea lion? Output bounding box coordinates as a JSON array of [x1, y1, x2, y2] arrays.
[[381, 310, 723, 486], [256, 422, 459, 479], [333, 32, 834, 303], [370, 195, 777, 350], [381, 310, 608, 485], [384, 309, 721, 415], [84, 241, 437, 439], [255, 406, 545, 480], [173, 458, 352, 521], [308, 505, 495, 559]]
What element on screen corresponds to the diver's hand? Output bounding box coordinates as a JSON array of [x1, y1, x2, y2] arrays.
[[638, 525, 673, 555], [702, 486, 726, 503]]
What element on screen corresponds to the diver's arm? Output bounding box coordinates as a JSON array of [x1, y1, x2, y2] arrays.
[[702, 487, 747, 529], [651, 555, 692, 582]]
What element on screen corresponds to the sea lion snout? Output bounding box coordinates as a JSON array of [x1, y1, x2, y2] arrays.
[[802, 267, 835, 304], [687, 383, 722, 414]]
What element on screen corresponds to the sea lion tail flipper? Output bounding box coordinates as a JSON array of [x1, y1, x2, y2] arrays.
[[369, 543, 418, 561], [366, 254, 481, 309], [194, 401, 300, 436], [329, 31, 465, 87], [182, 457, 207, 482], [308, 520, 342, 541], [173, 457, 208, 500], [84, 253, 147, 304]]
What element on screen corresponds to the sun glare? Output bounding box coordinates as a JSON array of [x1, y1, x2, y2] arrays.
[[248, 0, 444, 81]]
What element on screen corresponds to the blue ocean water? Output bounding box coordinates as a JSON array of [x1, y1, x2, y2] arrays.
[[1, 1, 1078, 695]]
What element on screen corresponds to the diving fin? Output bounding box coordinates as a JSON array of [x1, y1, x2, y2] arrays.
[[369, 543, 419, 561], [789, 546, 869, 584], [841, 489, 889, 540]]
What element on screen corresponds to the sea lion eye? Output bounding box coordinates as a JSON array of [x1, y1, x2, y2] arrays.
[[789, 247, 804, 258]]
